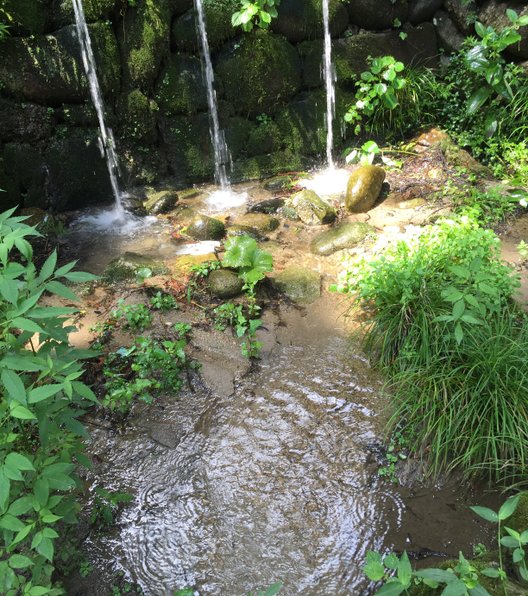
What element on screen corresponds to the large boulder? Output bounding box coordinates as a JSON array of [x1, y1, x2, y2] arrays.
[[170, 0, 193, 17], [273, 267, 321, 303], [231, 213, 280, 233], [347, 0, 409, 30], [433, 10, 466, 53], [444, 0, 479, 34], [45, 130, 114, 210], [408, 0, 444, 24], [0, 99, 54, 143], [184, 214, 226, 240], [345, 165, 386, 213], [216, 30, 301, 117], [0, 24, 120, 104], [3, 0, 49, 34], [208, 269, 244, 298], [272, 0, 349, 43], [330, 24, 439, 87], [287, 190, 336, 225], [119, 0, 171, 91], [155, 54, 207, 116], [310, 222, 375, 255], [51, 0, 119, 27], [171, 0, 239, 52], [1, 143, 47, 209], [479, 0, 528, 59], [144, 190, 179, 215]]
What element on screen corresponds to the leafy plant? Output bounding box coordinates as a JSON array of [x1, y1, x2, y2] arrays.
[[232, 0, 281, 32], [89, 487, 133, 529], [0, 207, 99, 593], [112, 301, 153, 331], [212, 302, 263, 359], [344, 56, 406, 136], [149, 291, 177, 311], [377, 431, 409, 483]]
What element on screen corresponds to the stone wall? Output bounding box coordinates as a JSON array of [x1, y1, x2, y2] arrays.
[[0, 0, 526, 211]]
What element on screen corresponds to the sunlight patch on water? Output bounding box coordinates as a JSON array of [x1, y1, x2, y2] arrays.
[[300, 167, 350, 199]]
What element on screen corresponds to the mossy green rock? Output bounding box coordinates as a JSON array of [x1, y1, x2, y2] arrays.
[[345, 165, 386, 213], [103, 252, 168, 284], [144, 191, 179, 215], [287, 190, 336, 226], [119, 89, 159, 143], [310, 222, 375, 256], [273, 267, 321, 304], [249, 198, 286, 214], [263, 175, 296, 192], [3, 0, 49, 34], [347, 0, 409, 30], [0, 99, 54, 143], [216, 30, 301, 117], [171, 0, 239, 52], [272, 0, 348, 42], [52, 0, 119, 27], [226, 225, 265, 241], [120, 0, 171, 90], [208, 269, 244, 298], [156, 54, 207, 116], [232, 213, 280, 234], [185, 215, 225, 241], [0, 24, 120, 104]]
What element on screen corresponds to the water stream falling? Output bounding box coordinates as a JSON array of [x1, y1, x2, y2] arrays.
[[195, 0, 231, 190], [72, 0, 123, 214], [322, 0, 336, 169]]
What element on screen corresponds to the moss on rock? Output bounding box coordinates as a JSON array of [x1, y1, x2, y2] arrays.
[[119, 89, 159, 144], [120, 0, 170, 91], [231, 151, 304, 182], [216, 30, 301, 117], [3, 0, 49, 34], [52, 0, 119, 27], [171, 0, 239, 52], [272, 0, 348, 43], [156, 53, 207, 116]]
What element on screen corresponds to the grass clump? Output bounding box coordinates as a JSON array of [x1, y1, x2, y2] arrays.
[[337, 216, 527, 481]]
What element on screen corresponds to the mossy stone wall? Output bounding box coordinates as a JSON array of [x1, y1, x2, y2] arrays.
[[1, 0, 512, 211]]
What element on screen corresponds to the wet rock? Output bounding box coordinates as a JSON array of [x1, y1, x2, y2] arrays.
[[167, 253, 217, 276], [398, 198, 427, 209], [287, 189, 336, 225], [102, 253, 168, 283], [273, 267, 321, 304], [231, 213, 280, 233], [185, 215, 225, 241], [263, 175, 296, 192], [3, 0, 49, 34], [118, 89, 159, 144], [310, 222, 375, 256], [144, 191, 179, 215], [434, 10, 465, 53], [148, 422, 183, 449], [226, 225, 265, 241], [444, 0, 479, 34], [248, 198, 286, 214], [479, 0, 528, 58], [155, 54, 207, 116], [345, 166, 386, 213], [347, 0, 409, 30], [122, 195, 147, 216], [272, 0, 348, 43], [408, 0, 443, 24], [439, 136, 493, 177], [0, 99, 54, 143], [208, 269, 244, 299]]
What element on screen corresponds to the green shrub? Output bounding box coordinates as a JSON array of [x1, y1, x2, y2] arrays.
[[0, 207, 98, 593]]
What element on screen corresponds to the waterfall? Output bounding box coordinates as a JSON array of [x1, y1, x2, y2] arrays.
[[194, 0, 231, 190], [72, 0, 123, 213], [322, 0, 336, 169]]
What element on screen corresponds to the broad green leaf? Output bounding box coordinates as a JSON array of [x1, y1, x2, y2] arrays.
[[36, 536, 54, 561], [6, 452, 34, 471], [441, 579, 469, 596], [1, 355, 44, 372], [375, 581, 405, 596], [2, 369, 27, 404], [470, 505, 498, 523], [414, 569, 456, 583], [467, 87, 492, 115], [29, 587, 52, 596], [469, 586, 492, 596], [11, 523, 33, 546], [500, 536, 519, 548], [383, 554, 399, 569], [513, 547, 524, 563], [480, 567, 500, 578], [454, 323, 464, 345], [38, 251, 57, 283], [29, 306, 77, 319], [45, 281, 78, 302], [0, 278, 19, 305], [0, 471, 10, 512], [34, 477, 49, 507], [498, 495, 519, 520], [10, 402, 36, 420], [0, 513, 26, 531], [28, 384, 63, 404], [452, 299, 465, 319], [8, 554, 33, 569], [10, 318, 44, 334], [364, 551, 385, 581], [397, 551, 412, 586], [62, 270, 97, 283]]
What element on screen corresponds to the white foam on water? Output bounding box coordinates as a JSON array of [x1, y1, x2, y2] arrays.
[[74, 208, 157, 235], [299, 167, 350, 199], [174, 241, 220, 255], [204, 189, 248, 213]]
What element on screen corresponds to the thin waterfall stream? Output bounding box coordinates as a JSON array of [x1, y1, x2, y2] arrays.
[[195, 0, 231, 190], [72, 0, 123, 214], [322, 0, 336, 169]]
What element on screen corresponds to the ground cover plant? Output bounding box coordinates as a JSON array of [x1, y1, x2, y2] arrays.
[[335, 216, 527, 481], [0, 208, 99, 593]]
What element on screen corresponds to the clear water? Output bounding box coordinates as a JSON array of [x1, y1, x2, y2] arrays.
[[72, 0, 123, 213]]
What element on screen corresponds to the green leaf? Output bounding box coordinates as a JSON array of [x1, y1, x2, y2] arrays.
[[513, 547, 524, 563], [34, 477, 49, 507], [470, 505, 498, 523], [2, 369, 27, 404], [500, 536, 519, 548], [0, 471, 10, 512], [480, 567, 500, 578], [0, 513, 26, 531], [45, 281, 78, 301], [454, 323, 464, 345], [397, 551, 412, 586], [62, 270, 98, 283], [10, 318, 45, 334], [441, 579, 469, 596], [8, 554, 34, 569], [467, 87, 492, 115], [498, 495, 519, 520], [452, 300, 465, 319], [28, 384, 63, 404], [29, 306, 77, 319], [38, 251, 57, 282], [28, 587, 51, 596], [0, 278, 19, 305], [36, 536, 54, 561], [415, 569, 457, 583], [6, 452, 35, 471], [10, 402, 36, 419], [375, 582, 406, 596], [364, 551, 385, 581]]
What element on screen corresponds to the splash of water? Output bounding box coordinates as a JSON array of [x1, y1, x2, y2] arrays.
[[322, 0, 336, 169], [194, 0, 231, 190], [72, 0, 123, 214]]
